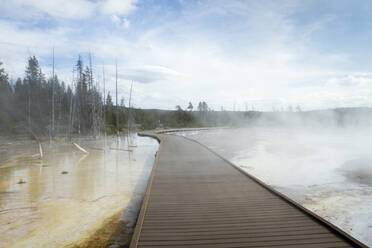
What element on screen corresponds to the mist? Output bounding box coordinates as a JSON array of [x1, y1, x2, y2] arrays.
[[178, 110, 372, 246]]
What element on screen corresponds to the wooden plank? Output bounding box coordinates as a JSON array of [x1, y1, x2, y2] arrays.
[[137, 234, 346, 245], [137, 241, 350, 248]]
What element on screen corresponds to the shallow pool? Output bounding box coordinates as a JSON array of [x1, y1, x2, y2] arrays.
[[0, 134, 158, 247]]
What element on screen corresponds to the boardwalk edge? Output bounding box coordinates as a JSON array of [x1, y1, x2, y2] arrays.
[[129, 132, 162, 248]]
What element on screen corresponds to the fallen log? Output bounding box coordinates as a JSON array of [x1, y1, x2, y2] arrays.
[[38, 143, 43, 159], [73, 143, 89, 154], [109, 147, 133, 152], [27, 128, 43, 159], [87, 147, 105, 151]]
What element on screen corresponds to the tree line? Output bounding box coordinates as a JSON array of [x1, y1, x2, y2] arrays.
[[3, 56, 366, 137], [0, 56, 221, 137], [0, 56, 130, 137]]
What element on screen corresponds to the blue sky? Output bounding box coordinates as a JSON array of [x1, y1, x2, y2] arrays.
[[1, 0, 372, 110]]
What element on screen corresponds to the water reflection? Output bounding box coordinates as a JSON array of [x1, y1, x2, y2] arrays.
[[0, 134, 158, 248]]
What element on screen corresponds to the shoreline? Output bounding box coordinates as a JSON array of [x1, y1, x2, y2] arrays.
[[72, 210, 131, 248]]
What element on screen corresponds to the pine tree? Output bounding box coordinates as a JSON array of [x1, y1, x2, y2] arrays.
[[105, 92, 115, 129], [187, 102, 193, 111], [0, 62, 13, 132]]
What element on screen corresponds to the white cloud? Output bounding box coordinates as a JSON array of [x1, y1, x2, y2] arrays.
[[99, 0, 138, 16], [118, 65, 182, 83], [0, 0, 138, 20], [111, 14, 121, 24], [122, 18, 130, 28], [0, 20, 76, 77], [4, 0, 96, 19], [325, 73, 372, 88], [0, 0, 371, 110], [111, 15, 130, 28]]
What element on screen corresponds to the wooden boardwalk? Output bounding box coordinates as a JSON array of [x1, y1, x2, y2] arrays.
[[130, 133, 366, 248]]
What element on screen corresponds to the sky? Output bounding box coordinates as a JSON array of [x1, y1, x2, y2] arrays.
[[1, 0, 372, 111]]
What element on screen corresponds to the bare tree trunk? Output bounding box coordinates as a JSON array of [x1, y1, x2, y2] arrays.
[[102, 63, 107, 147], [127, 80, 133, 146], [28, 82, 31, 132], [89, 53, 97, 138], [68, 70, 75, 141], [52, 48, 55, 137], [115, 61, 119, 136]]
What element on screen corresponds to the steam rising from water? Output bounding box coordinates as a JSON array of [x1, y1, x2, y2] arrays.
[[178, 124, 372, 246], [340, 157, 372, 185]]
